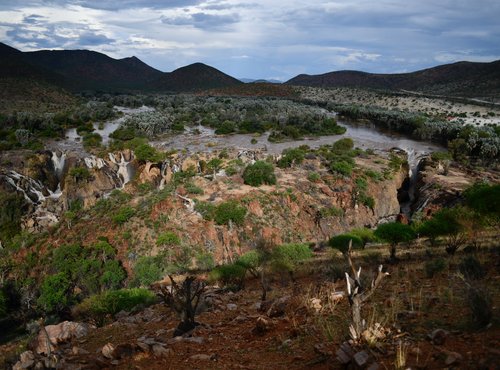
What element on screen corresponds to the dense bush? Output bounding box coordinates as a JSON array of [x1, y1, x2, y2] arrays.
[[350, 228, 378, 246], [134, 143, 164, 162], [0, 192, 27, 243], [132, 256, 164, 287], [243, 161, 277, 186], [214, 200, 247, 226], [37, 272, 73, 313], [73, 288, 156, 326], [208, 263, 247, 289], [374, 222, 416, 261], [82, 132, 102, 149], [69, 166, 91, 181], [277, 147, 306, 168], [464, 182, 500, 222], [330, 160, 354, 176], [112, 206, 136, 225], [156, 231, 181, 246], [328, 234, 363, 254], [270, 243, 313, 275]]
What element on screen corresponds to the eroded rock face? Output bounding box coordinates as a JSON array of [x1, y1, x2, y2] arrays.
[[36, 321, 95, 355]]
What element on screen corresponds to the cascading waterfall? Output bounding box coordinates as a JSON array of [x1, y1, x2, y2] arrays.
[[108, 153, 133, 188], [400, 147, 427, 217], [3, 171, 46, 204], [51, 151, 66, 180]]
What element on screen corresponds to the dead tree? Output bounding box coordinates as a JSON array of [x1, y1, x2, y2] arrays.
[[156, 275, 206, 336], [344, 241, 389, 341]]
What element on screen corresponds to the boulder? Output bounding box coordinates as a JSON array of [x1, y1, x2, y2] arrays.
[[36, 321, 94, 355], [13, 351, 35, 370]]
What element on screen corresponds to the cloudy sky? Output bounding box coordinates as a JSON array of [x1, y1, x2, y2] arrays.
[[1, 0, 499, 81]]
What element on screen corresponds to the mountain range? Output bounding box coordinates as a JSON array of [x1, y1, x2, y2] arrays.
[[1, 42, 499, 98]]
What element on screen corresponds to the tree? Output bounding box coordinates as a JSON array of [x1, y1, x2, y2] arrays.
[[418, 207, 466, 254], [328, 234, 363, 255], [464, 183, 500, 224], [37, 273, 73, 313], [243, 161, 277, 187], [374, 222, 416, 262]]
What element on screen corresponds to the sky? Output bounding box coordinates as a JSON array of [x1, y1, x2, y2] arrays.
[[1, 0, 499, 81]]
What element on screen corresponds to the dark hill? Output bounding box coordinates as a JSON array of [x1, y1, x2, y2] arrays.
[[150, 62, 242, 92], [22, 49, 164, 92], [286, 60, 500, 98], [0, 43, 242, 94]]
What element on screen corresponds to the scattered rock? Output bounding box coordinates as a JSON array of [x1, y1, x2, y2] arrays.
[[112, 343, 137, 359], [13, 351, 35, 370], [314, 343, 332, 356], [101, 343, 115, 359], [353, 350, 370, 368], [226, 303, 238, 311], [309, 298, 322, 313], [72, 346, 89, 355], [443, 350, 463, 366], [184, 336, 205, 344], [232, 315, 248, 323], [190, 354, 213, 361], [152, 344, 172, 357], [336, 341, 355, 365], [428, 329, 448, 345], [266, 296, 290, 317]]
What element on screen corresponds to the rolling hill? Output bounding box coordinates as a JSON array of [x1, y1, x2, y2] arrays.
[[286, 60, 500, 98], [0, 43, 242, 94]]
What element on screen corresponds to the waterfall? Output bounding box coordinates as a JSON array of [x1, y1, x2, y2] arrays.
[[84, 156, 106, 169], [400, 147, 427, 217], [51, 151, 66, 179], [108, 153, 133, 187], [3, 171, 46, 204]]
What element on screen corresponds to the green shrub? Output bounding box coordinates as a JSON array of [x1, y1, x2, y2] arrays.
[[132, 256, 163, 287], [185, 183, 204, 195], [330, 160, 354, 177], [214, 200, 247, 226], [194, 201, 216, 221], [37, 272, 73, 313], [271, 243, 312, 274], [134, 143, 164, 162], [359, 194, 375, 209], [156, 231, 181, 246], [374, 222, 416, 261], [425, 258, 447, 278], [277, 148, 306, 168], [307, 171, 321, 182], [82, 132, 102, 149], [328, 234, 363, 254], [364, 169, 383, 181], [319, 206, 344, 218], [73, 288, 156, 326], [195, 252, 215, 271], [243, 161, 277, 187], [459, 256, 486, 280], [215, 120, 236, 134], [464, 182, 500, 221], [208, 263, 247, 289], [69, 166, 91, 181], [332, 138, 354, 152], [236, 250, 260, 276], [113, 206, 135, 224], [350, 228, 378, 246]]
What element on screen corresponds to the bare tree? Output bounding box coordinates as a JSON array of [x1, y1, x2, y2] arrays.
[[344, 241, 389, 341], [156, 275, 206, 336]]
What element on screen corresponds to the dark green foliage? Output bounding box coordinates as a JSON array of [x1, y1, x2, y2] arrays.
[[350, 228, 378, 246], [134, 143, 164, 162], [463, 182, 500, 221], [277, 147, 306, 168], [208, 263, 247, 289], [0, 290, 7, 318], [330, 160, 354, 176], [243, 161, 277, 186], [0, 192, 27, 244], [307, 171, 321, 182], [194, 201, 216, 221], [215, 120, 236, 134], [328, 234, 363, 254], [110, 126, 138, 141], [156, 231, 181, 246], [270, 243, 313, 274], [424, 258, 447, 278], [214, 200, 247, 226], [332, 138, 354, 152], [418, 208, 464, 250], [206, 158, 223, 173], [359, 193, 375, 209], [185, 183, 204, 195], [37, 272, 73, 313], [459, 256, 486, 280], [388, 153, 407, 171], [374, 222, 416, 260], [69, 166, 91, 181], [73, 288, 156, 326], [132, 256, 163, 287], [112, 206, 135, 224], [431, 151, 452, 162], [319, 206, 344, 218], [236, 250, 260, 275], [82, 132, 102, 149]]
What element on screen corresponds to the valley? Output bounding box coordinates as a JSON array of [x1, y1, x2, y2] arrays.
[[0, 43, 499, 370]]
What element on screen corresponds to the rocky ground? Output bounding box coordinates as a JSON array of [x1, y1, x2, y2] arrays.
[[299, 87, 500, 127], [3, 244, 500, 370]]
